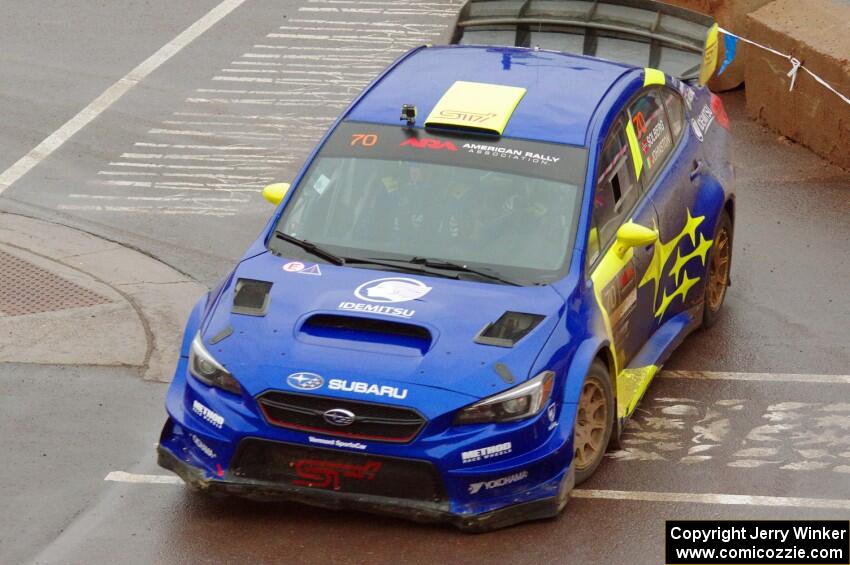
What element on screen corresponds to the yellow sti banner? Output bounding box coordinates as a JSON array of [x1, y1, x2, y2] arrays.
[[699, 23, 720, 86], [425, 81, 527, 135]]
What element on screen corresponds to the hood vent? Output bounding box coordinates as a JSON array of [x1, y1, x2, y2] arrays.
[[475, 311, 545, 348], [301, 314, 433, 354], [232, 279, 272, 316]]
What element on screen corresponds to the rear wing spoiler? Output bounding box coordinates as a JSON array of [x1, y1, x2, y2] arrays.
[[448, 0, 720, 84]]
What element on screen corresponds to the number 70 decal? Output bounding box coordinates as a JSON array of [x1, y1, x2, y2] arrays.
[[350, 133, 378, 147]]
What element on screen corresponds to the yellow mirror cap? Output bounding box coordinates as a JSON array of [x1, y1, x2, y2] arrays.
[[425, 81, 527, 135], [617, 222, 658, 246], [262, 182, 290, 205]]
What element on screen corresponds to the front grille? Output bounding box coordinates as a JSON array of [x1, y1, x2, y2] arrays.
[[231, 438, 445, 502], [257, 391, 426, 443]]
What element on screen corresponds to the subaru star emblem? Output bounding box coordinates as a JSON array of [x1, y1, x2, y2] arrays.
[[323, 408, 356, 426], [287, 372, 324, 391], [354, 277, 432, 303]]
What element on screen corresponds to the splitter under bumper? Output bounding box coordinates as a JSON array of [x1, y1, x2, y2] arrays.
[[157, 444, 573, 532]]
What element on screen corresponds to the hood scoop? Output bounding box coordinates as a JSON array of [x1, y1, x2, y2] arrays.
[[299, 314, 433, 355], [231, 279, 272, 316], [475, 311, 545, 348]]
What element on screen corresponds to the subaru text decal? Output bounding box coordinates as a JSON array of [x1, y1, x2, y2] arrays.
[[287, 372, 324, 391], [329, 379, 408, 400], [285, 374, 408, 400]]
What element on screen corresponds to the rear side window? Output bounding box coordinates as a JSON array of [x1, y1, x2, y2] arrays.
[[627, 90, 673, 183], [588, 117, 640, 265], [661, 89, 685, 139]]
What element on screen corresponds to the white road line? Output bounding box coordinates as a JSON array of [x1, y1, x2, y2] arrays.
[[105, 471, 183, 485], [103, 472, 850, 510], [662, 370, 850, 384], [0, 0, 248, 195], [134, 142, 272, 151], [148, 127, 281, 139], [572, 489, 850, 510], [251, 45, 401, 53], [290, 18, 445, 29]]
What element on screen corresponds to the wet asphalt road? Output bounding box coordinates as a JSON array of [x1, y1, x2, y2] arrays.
[[1, 1, 849, 563]]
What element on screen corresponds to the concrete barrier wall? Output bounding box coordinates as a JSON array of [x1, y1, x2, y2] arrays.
[[745, 0, 850, 170]]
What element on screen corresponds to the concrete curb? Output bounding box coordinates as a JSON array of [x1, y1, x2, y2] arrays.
[[0, 211, 206, 382]]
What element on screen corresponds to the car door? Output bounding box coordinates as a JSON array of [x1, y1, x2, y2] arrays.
[[624, 86, 706, 326], [587, 113, 659, 374]]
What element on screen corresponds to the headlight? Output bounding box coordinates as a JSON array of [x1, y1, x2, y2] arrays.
[[189, 332, 242, 394], [454, 370, 555, 425]]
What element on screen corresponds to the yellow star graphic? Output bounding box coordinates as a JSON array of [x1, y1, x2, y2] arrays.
[[639, 208, 709, 318], [669, 233, 713, 284], [655, 270, 700, 319], [682, 208, 705, 247]]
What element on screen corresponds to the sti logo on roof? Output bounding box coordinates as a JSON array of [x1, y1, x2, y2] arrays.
[[425, 81, 527, 135]]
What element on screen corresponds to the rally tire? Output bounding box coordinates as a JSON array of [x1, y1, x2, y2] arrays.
[[574, 360, 614, 485], [702, 210, 733, 329]]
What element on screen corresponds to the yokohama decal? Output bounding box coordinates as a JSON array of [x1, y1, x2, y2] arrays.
[[293, 459, 382, 489]]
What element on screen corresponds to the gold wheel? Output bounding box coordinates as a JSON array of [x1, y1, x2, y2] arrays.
[[707, 227, 730, 312], [574, 378, 609, 471]]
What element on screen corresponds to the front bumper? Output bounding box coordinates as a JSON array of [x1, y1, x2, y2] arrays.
[[160, 356, 577, 531], [158, 444, 573, 532]]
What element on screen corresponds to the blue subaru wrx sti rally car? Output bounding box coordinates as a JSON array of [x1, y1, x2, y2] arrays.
[[158, 0, 735, 531]]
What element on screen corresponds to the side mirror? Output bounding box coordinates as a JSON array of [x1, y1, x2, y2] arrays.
[[614, 222, 658, 257], [262, 183, 291, 206]]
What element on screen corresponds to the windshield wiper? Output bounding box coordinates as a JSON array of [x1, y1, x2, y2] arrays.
[[349, 257, 460, 280], [273, 231, 345, 266], [269, 236, 520, 285], [408, 257, 522, 286]]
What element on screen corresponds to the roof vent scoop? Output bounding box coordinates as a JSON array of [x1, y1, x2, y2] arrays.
[[231, 279, 273, 316], [475, 312, 545, 348]]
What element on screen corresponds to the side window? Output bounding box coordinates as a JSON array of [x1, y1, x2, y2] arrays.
[[661, 88, 685, 139], [588, 116, 640, 266], [627, 89, 674, 184]]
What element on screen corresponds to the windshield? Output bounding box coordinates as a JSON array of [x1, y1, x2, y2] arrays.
[[273, 122, 587, 285]]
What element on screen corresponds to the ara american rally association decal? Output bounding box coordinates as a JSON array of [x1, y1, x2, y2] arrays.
[[460, 142, 561, 166]]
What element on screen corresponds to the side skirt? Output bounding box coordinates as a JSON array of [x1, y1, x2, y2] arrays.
[[614, 302, 704, 434]]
